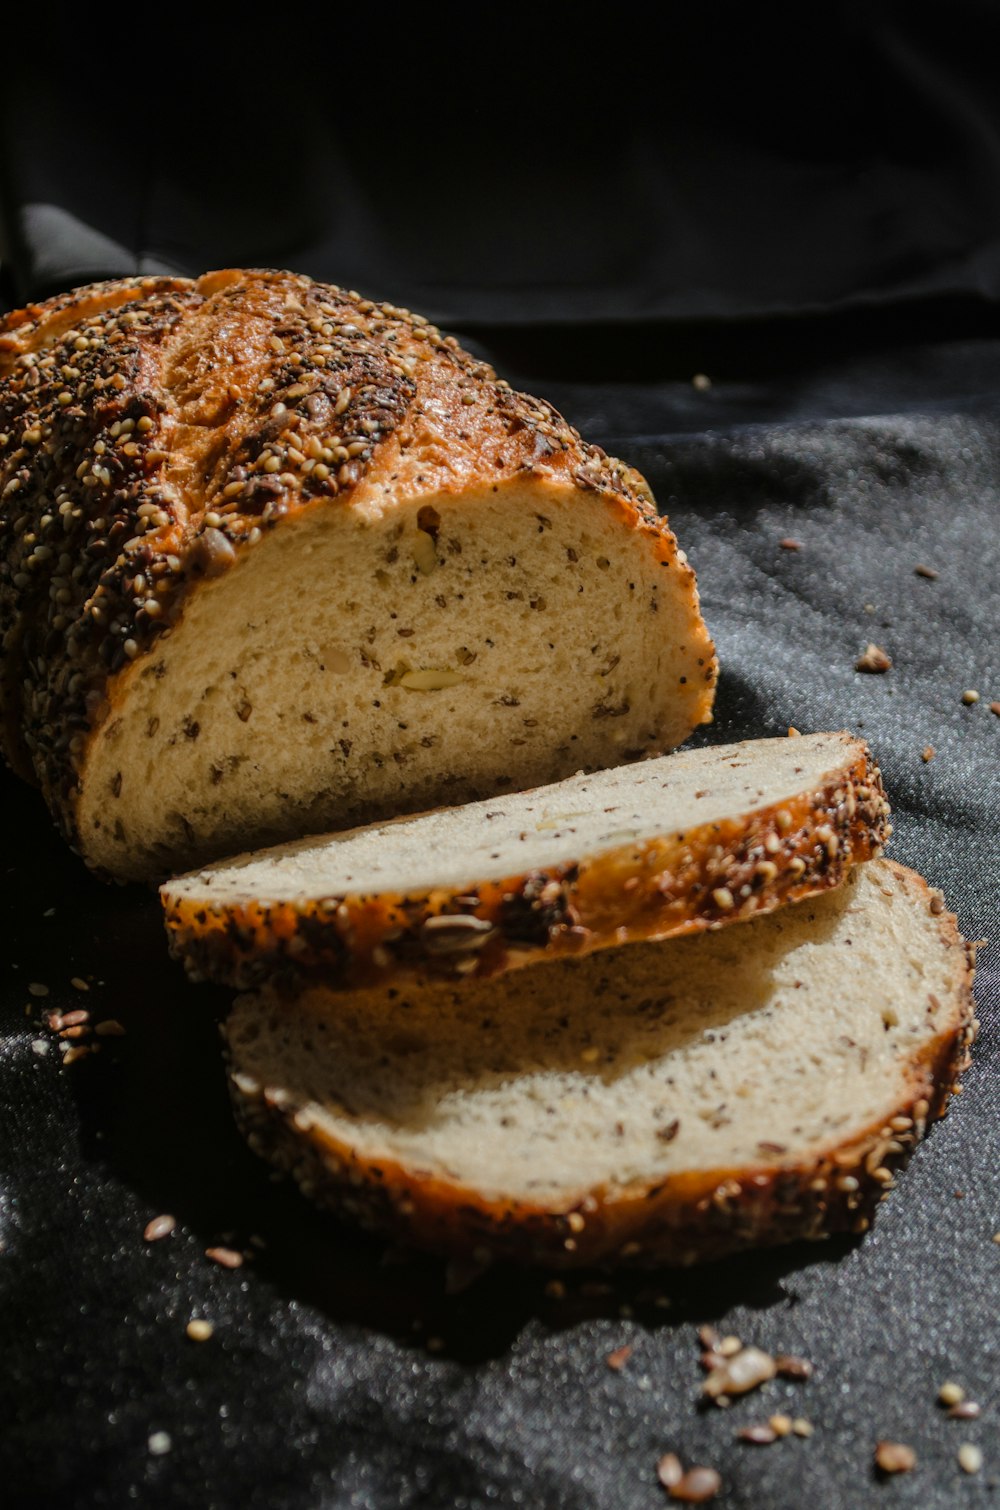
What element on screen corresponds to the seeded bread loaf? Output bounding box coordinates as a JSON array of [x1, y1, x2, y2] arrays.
[[0, 270, 715, 882], [162, 731, 890, 990], [224, 861, 975, 1268]]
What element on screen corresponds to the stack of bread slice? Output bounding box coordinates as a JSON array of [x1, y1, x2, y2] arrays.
[[162, 731, 976, 1268]]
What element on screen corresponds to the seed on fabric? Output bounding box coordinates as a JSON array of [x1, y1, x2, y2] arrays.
[[875, 1441, 916, 1474], [143, 1215, 176, 1242], [186, 1319, 214, 1342], [957, 1445, 983, 1474], [938, 1382, 965, 1406], [205, 1245, 243, 1269]]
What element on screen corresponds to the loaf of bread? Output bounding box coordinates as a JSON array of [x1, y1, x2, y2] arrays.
[[224, 861, 975, 1268], [163, 730, 891, 990], [0, 270, 715, 882]]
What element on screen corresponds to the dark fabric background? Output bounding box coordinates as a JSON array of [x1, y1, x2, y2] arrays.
[[1, 9, 998, 1508]]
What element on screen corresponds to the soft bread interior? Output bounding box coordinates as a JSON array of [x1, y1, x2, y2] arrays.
[[81, 483, 711, 880], [226, 862, 962, 1204], [170, 731, 863, 904]]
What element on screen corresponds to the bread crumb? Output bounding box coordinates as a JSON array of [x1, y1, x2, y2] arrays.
[[856, 644, 892, 674]]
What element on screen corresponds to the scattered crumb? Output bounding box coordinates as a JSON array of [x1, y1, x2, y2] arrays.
[[544, 1280, 566, 1300], [856, 644, 892, 674], [426, 1335, 445, 1353], [30, 1039, 49, 1056], [703, 1346, 777, 1400], [961, 689, 980, 705], [958, 1444, 983, 1475], [147, 1431, 172, 1457], [186, 1319, 214, 1342], [875, 1441, 916, 1474], [787, 726, 801, 737], [779, 538, 802, 551], [914, 564, 939, 579], [606, 1344, 633, 1372], [691, 373, 712, 392], [143, 1214, 176, 1243], [205, 1245, 244, 1270], [922, 745, 935, 763]]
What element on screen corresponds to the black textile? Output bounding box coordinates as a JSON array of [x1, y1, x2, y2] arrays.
[[2, 11, 998, 1509]]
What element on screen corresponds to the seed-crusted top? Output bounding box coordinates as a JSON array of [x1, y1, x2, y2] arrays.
[[0, 269, 675, 843]]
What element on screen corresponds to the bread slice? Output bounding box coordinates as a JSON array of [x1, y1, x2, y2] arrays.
[[163, 731, 890, 990], [0, 270, 715, 882], [223, 861, 975, 1269]]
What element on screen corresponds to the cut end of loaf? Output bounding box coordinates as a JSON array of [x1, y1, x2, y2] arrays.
[[224, 860, 975, 1268], [79, 476, 713, 880]]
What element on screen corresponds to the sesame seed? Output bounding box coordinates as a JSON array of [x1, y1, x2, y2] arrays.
[[691, 373, 712, 391], [939, 1381, 965, 1406], [958, 1445, 983, 1474], [143, 1214, 176, 1242], [875, 1441, 915, 1474], [147, 1431, 172, 1456], [914, 563, 939, 578], [95, 1019, 126, 1036], [922, 745, 935, 762], [28, 982, 49, 997], [186, 1319, 214, 1342], [70, 977, 89, 991], [205, 1245, 243, 1269], [712, 887, 735, 911], [792, 1418, 813, 1437], [961, 689, 980, 705]]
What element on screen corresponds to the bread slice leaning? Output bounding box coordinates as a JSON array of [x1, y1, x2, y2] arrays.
[[0, 270, 715, 882], [164, 731, 890, 990], [223, 860, 975, 1269]]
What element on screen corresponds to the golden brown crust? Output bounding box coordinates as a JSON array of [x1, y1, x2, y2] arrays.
[[0, 269, 715, 865], [225, 863, 976, 1269], [164, 739, 890, 990]]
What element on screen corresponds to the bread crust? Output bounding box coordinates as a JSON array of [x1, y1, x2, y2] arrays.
[[164, 735, 890, 990], [223, 863, 976, 1269], [0, 269, 715, 870]]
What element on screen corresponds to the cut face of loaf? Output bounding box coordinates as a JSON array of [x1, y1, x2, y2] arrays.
[[163, 731, 890, 990], [0, 270, 715, 882], [225, 861, 976, 1269]]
